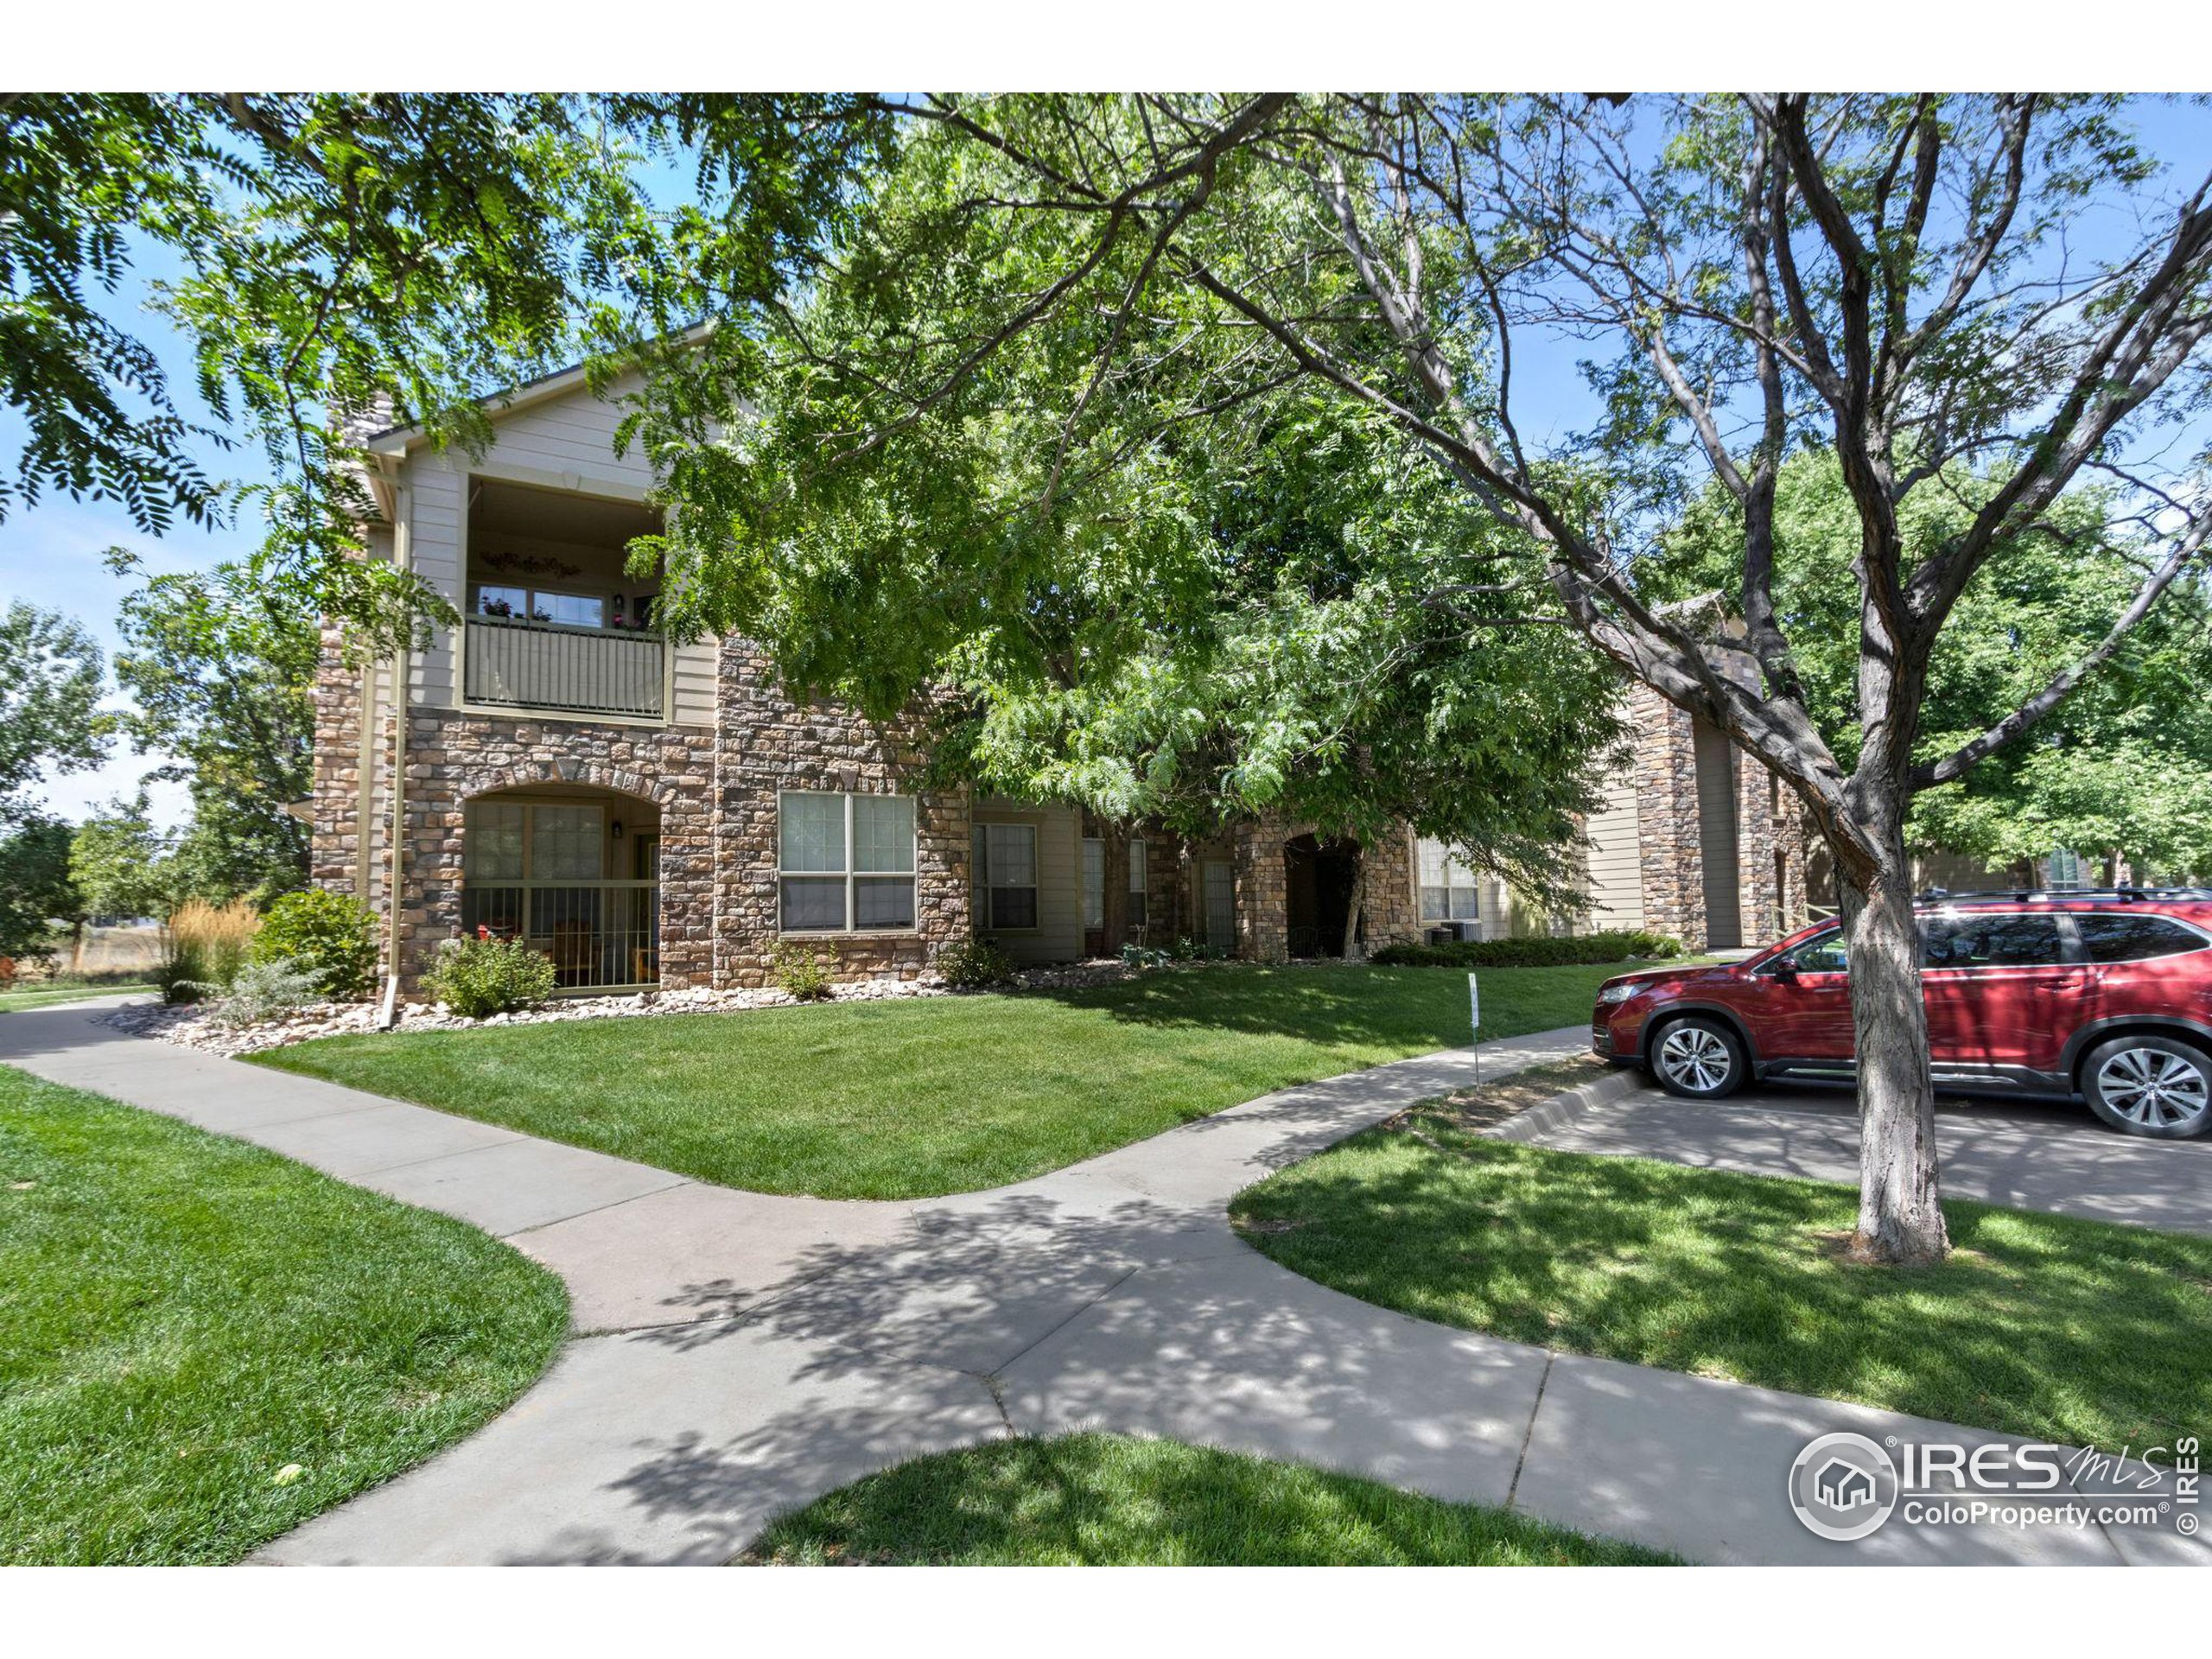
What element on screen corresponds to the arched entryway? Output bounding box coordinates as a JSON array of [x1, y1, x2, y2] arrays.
[[1284, 833, 1362, 957], [461, 783, 663, 990]]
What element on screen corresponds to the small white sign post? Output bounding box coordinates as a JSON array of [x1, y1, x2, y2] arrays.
[[1467, 971, 1481, 1086]]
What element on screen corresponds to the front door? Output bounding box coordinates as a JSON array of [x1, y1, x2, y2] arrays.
[[1203, 860, 1235, 950]]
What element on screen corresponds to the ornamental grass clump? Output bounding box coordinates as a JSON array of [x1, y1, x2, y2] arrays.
[[158, 899, 260, 1004]]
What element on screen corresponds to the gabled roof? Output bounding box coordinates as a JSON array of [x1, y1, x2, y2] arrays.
[[363, 322, 714, 456]]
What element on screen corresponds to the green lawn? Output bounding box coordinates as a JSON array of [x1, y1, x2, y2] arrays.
[[741, 1433, 1675, 1565], [255, 961, 1625, 1200], [1232, 1099, 2212, 1452], [0, 982, 154, 1013], [0, 1064, 568, 1564]]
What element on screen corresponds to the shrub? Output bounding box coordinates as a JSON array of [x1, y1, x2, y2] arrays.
[[1166, 935, 1229, 962], [158, 899, 260, 1004], [423, 934, 557, 1020], [205, 957, 325, 1028], [771, 942, 835, 1002], [937, 936, 1014, 989], [251, 890, 378, 1001], [1368, 930, 1684, 969], [1118, 943, 1172, 969]]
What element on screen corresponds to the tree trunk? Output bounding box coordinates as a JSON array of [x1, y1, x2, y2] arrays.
[[1835, 819, 1950, 1265], [1339, 845, 1367, 961], [1099, 822, 1130, 956]]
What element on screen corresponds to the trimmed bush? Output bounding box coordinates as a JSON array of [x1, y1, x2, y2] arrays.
[[206, 957, 325, 1028], [1369, 930, 1682, 969], [251, 890, 378, 1001], [771, 942, 834, 1002], [423, 935, 557, 1020], [938, 937, 1014, 989]]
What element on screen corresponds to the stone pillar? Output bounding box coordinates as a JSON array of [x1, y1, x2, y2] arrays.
[[1629, 682, 1710, 951], [1233, 817, 1289, 963]]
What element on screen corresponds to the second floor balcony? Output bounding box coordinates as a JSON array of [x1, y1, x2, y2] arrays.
[[463, 613, 666, 721]]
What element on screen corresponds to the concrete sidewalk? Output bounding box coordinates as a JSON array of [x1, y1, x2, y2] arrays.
[[3, 1001, 2199, 1567]]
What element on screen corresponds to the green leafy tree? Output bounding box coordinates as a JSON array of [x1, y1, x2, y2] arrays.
[[69, 791, 176, 923], [0, 815, 78, 963], [2, 93, 891, 646], [0, 601, 108, 826], [109, 556, 315, 901], [1664, 454, 2212, 882], [639, 95, 2212, 1264]]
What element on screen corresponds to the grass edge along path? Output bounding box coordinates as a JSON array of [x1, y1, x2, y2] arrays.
[[254, 960, 1633, 1200], [0, 1063, 568, 1565], [1232, 1098, 2212, 1452]]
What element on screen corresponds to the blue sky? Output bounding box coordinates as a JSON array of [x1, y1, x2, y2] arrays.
[[6, 96, 2209, 827]]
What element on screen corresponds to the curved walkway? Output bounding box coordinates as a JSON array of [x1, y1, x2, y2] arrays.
[[1, 1003, 2196, 1567]]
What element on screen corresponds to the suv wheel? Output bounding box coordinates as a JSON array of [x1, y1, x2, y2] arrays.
[[1649, 1016, 1748, 1100], [2082, 1036, 2212, 1140]]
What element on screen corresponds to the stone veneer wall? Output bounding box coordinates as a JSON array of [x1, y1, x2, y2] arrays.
[[1230, 813, 1421, 963], [308, 627, 372, 898], [1624, 679, 1811, 952], [1628, 682, 1711, 950], [391, 708, 719, 988], [709, 643, 969, 987]]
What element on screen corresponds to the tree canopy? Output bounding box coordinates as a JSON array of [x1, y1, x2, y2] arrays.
[[2, 92, 890, 648], [1662, 454, 2212, 880], [0, 601, 108, 827]]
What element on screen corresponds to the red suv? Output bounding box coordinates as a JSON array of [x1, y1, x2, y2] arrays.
[[1590, 889, 2212, 1139]]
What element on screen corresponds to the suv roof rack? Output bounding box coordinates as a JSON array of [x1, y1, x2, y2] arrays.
[[1915, 886, 2212, 905]]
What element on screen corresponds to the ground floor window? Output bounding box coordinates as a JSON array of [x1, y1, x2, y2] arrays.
[[1418, 838, 1481, 924], [461, 796, 658, 988], [974, 822, 1039, 931], [1128, 838, 1148, 928], [779, 791, 917, 932]]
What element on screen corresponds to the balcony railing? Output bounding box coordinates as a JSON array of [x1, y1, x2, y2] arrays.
[[463, 615, 665, 719], [460, 880, 659, 991]]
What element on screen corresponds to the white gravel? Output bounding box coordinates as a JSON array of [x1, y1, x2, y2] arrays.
[[96, 957, 1175, 1058]]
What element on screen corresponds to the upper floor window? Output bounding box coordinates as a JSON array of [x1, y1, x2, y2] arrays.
[[779, 791, 916, 932], [974, 823, 1039, 931], [1418, 838, 1480, 923]]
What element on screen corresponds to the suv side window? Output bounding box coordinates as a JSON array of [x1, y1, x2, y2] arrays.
[[1777, 930, 1847, 973], [1920, 912, 2064, 969], [2075, 913, 2209, 963]]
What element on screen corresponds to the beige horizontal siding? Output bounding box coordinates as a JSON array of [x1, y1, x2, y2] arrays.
[[1580, 770, 1646, 932], [974, 798, 1084, 963]]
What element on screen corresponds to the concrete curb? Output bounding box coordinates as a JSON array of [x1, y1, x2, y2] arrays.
[[1485, 1062, 1644, 1143]]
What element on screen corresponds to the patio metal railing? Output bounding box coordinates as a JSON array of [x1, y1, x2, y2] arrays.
[[459, 880, 660, 991], [463, 616, 665, 720]]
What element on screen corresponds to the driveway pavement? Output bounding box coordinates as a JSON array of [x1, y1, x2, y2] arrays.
[[2, 1000, 2202, 1567], [1522, 1080, 2212, 1234]]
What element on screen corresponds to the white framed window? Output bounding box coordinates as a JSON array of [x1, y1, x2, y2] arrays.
[[973, 822, 1040, 931], [1418, 838, 1481, 924], [778, 791, 917, 932], [1081, 837, 1104, 929], [1128, 838, 1148, 927]]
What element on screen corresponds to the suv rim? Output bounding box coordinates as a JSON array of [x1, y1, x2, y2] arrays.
[[2097, 1046, 2210, 1129], [1657, 1025, 1731, 1092]]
